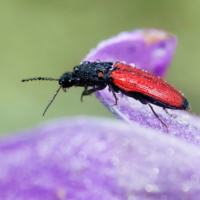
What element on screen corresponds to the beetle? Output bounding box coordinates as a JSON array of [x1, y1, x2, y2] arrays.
[[22, 60, 189, 130]]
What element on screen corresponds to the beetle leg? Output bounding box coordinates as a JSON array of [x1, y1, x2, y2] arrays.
[[163, 108, 178, 119], [163, 108, 170, 115], [81, 86, 88, 102], [148, 103, 169, 132], [81, 85, 106, 101], [108, 84, 118, 106]]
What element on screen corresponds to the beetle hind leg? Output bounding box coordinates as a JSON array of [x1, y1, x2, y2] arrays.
[[163, 108, 177, 119], [148, 103, 169, 132]]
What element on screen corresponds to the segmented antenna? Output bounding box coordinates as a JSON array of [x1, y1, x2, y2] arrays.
[[21, 77, 59, 82], [22, 76, 63, 116], [42, 86, 66, 116]]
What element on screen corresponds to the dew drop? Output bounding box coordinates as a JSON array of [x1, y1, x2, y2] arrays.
[[182, 182, 191, 192], [138, 80, 144, 84], [83, 61, 89, 65], [129, 63, 136, 68], [145, 184, 153, 192], [84, 179, 92, 188], [153, 168, 159, 174], [95, 59, 101, 63], [111, 156, 120, 166]]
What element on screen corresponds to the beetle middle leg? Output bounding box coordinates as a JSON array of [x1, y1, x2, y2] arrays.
[[108, 84, 118, 106]]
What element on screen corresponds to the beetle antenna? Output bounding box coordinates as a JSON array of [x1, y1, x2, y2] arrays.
[[22, 77, 59, 82], [43, 86, 63, 116]]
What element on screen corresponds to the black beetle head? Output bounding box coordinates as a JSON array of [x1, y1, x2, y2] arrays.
[[59, 72, 75, 88]]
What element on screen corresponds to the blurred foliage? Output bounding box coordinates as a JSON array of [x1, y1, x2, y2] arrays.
[[0, 0, 200, 134]]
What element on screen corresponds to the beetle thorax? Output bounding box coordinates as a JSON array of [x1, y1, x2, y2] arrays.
[[59, 61, 114, 88]]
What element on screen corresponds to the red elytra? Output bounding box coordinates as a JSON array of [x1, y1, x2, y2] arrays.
[[110, 62, 188, 110]]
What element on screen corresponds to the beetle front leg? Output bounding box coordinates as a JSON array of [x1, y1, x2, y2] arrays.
[[81, 85, 106, 101], [81, 87, 88, 102]]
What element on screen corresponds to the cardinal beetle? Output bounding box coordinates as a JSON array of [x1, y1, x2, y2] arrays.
[[22, 60, 189, 130]]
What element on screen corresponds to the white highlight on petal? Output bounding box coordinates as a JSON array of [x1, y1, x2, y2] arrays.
[[111, 156, 120, 166], [145, 184, 153, 192]]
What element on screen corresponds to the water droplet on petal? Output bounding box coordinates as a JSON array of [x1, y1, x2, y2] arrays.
[[111, 156, 120, 166], [153, 168, 159, 174], [145, 184, 153, 192]]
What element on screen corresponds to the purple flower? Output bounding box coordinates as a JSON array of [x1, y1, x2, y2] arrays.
[[1, 29, 200, 200], [85, 29, 200, 143]]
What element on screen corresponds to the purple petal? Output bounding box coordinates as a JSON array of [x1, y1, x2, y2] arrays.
[[1, 117, 200, 200], [85, 29, 177, 77], [83, 29, 200, 144]]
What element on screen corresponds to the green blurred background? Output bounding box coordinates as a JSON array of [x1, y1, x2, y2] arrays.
[[1, 0, 200, 134]]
